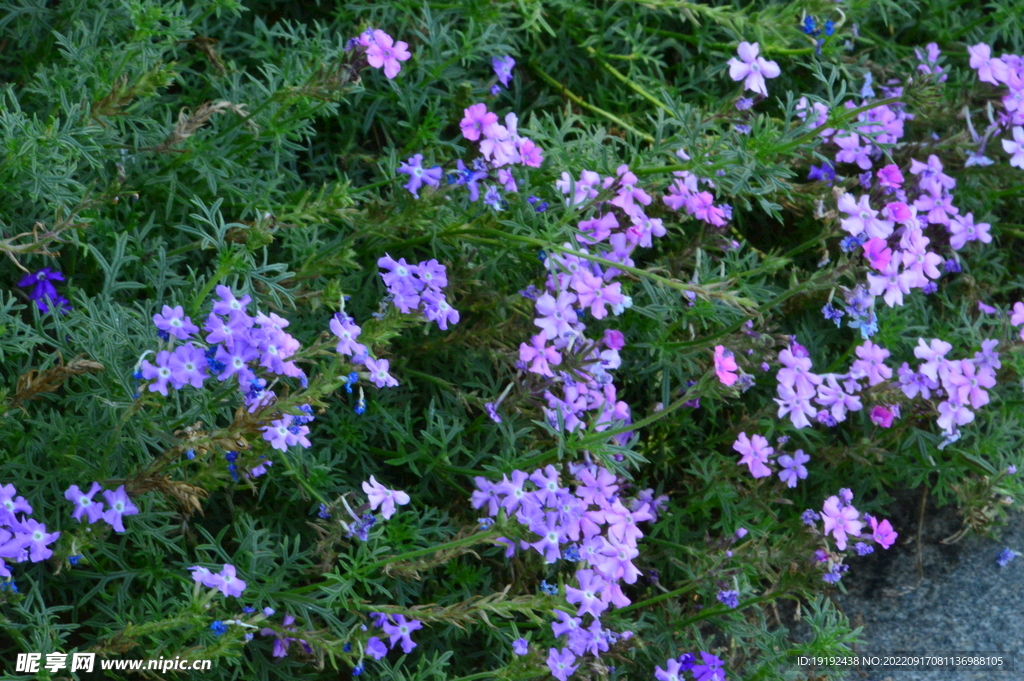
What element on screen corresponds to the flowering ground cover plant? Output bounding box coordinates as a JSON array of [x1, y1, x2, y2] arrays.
[[2, 0, 1024, 679]]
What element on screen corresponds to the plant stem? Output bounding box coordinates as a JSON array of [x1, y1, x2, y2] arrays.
[[527, 62, 655, 144]]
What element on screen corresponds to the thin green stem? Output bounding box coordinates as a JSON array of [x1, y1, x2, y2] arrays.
[[527, 62, 655, 144], [361, 529, 504, 571], [584, 47, 673, 115]]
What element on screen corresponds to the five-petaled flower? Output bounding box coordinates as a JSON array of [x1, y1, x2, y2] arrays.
[[727, 42, 781, 96]]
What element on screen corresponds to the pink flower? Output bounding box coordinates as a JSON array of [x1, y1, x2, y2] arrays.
[[460, 103, 497, 141], [867, 515, 898, 549], [727, 42, 780, 97], [713, 345, 739, 386], [870, 405, 895, 428], [519, 334, 562, 377], [821, 494, 863, 551], [362, 475, 411, 520], [365, 30, 411, 79], [862, 238, 892, 271], [876, 164, 904, 188]]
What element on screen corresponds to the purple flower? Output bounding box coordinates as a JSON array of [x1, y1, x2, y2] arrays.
[[484, 402, 502, 423], [362, 475, 410, 520], [329, 314, 368, 358], [153, 305, 199, 340], [655, 658, 686, 681], [949, 213, 992, 250], [529, 512, 568, 564], [413, 259, 448, 290], [365, 30, 411, 79], [834, 133, 873, 170], [777, 449, 810, 488], [18, 519, 60, 562], [211, 285, 251, 317], [1003, 127, 1024, 168], [808, 162, 836, 184], [546, 648, 578, 681], [364, 357, 399, 388], [64, 482, 106, 524], [733, 432, 773, 478], [140, 350, 174, 396], [398, 154, 443, 198], [168, 343, 208, 389], [421, 290, 460, 330], [727, 42, 781, 96], [17, 268, 70, 313], [101, 485, 140, 533], [565, 568, 610, 619], [801, 509, 820, 526], [997, 548, 1018, 567], [512, 637, 529, 655], [692, 651, 726, 681], [215, 563, 246, 597], [261, 414, 311, 451], [854, 542, 874, 556], [366, 636, 388, 660], [717, 589, 740, 608], [850, 340, 892, 386], [382, 614, 422, 654], [493, 55, 515, 87]]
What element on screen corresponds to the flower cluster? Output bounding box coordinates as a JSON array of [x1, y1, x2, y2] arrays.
[[396, 100, 543, 209], [471, 461, 663, 677], [0, 483, 60, 578], [966, 44, 1024, 168], [326, 477, 410, 543], [17, 268, 71, 313], [656, 652, 727, 681], [189, 563, 247, 598], [137, 288, 319, 463], [733, 434, 809, 489], [898, 337, 998, 441], [662, 149, 732, 227], [63, 483, 139, 532], [802, 489, 897, 583], [378, 254, 459, 330]]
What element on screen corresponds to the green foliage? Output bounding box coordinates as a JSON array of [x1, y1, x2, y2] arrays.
[[1, 0, 1023, 680]]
